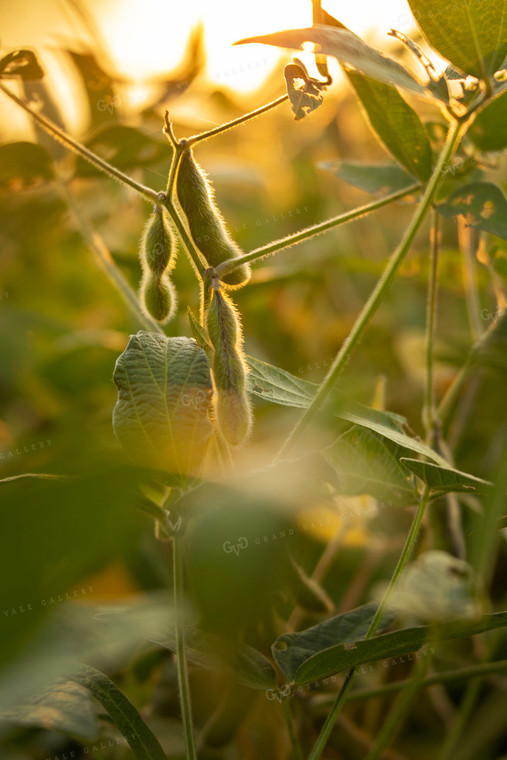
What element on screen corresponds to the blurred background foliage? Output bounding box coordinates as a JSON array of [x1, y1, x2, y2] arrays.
[[1, 0, 507, 758]]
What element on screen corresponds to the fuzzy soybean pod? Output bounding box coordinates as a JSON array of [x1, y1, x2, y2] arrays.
[[176, 148, 251, 289], [139, 205, 177, 323], [206, 284, 252, 445]]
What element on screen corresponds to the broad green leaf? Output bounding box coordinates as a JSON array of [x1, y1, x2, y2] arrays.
[[0, 681, 98, 740], [271, 603, 396, 682], [388, 551, 478, 622], [320, 160, 416, 195], [113, 332, 214, 476], [326, 427, 417, 506], [72, 666, 166, 760], [76, 125, 170, 176], [437, 182, 507, 240], [0, 464, 146, 677], [295, 611, 507, 685], [0, 142, 53, 191], [235, 25, 426, 96], [0, 49, 44, 79], [407, 0, 507, 78], [345, 71, 432, 181], [0, 594, 174, 710], [283, 60, 326, 120], [400, 457, 494, 496], [246, 355, 448, 466], [470, 88, 507, 151]]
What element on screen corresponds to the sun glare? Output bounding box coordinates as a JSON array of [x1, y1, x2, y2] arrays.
[[96, 0, 418, 93]]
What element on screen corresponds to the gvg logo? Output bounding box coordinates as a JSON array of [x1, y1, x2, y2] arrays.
[[266, 684, 291, 702], [223, 537, 248, 556]]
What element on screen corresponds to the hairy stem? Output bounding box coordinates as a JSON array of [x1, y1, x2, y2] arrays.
[[423, 208, 440, 443], [0, 83, 159, 204], [186, 94, 289, 146], [216, 184, 420, 277], [282, 699, 304, 760], [276, 119, 464, 461]]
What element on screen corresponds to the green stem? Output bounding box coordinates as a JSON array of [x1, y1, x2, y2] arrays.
[[173, 529, 197, 760], [364, 654, 431, 760], [436, 310, 507, 435], [161, 115, 206, 280], [307, 488, 431, 760], [282, 698, 304, 760], [216, 184, 420, 278], [59, 181, 164, 334], [437, 678, 481, 760], [311, 659, 507, 705], [0, 83, 159, 204], [423, 208, 440, 443], [276, 119, 464, 461], [186, 94, 289, 146]]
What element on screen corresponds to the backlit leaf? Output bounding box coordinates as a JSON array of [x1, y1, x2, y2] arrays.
[[437, 182, 507, 240], [407, 0, 507, 78], [235, 25, 426, 95], [113, 332, 214, 476]]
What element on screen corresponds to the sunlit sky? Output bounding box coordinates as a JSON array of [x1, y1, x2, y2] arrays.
[[0, 0, 420, 136]]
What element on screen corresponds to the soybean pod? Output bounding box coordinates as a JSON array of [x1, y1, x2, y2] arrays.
[[176, 147, 251, 290]]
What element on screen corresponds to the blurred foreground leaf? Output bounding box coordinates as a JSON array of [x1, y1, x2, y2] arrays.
[[0, 680, 98, 740]]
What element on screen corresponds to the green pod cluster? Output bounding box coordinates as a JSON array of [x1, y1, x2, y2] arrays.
[[177, 148, 251, 290], [139, 205, 177, 322], [205, 284, 252, 446]]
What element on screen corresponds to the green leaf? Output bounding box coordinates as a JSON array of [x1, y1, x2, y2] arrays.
[[345, 71, 432, 181], [326, 427, 417, 505], [320, 160, 416, 195], [470, 88, 507, 151], [113, 332, 214, 476], [0, 142, 54, 191], [295, 611, 507, 685], [246, 355, 448, 466], [284, 60, 326, 120], [407, 0, 507, 78], [75, 125, 170, 176], [0, 464, 147, 679], [388, 551, 478, 622], [71, 665, 166, 760], [271, 603, 396, 682], [0, 680, 98, 740], [151, 627, 277, 690], [0, 49, 44, 79], [235, 25, 426, 96], [400, 458, 494, 496], [437, 182, 507, 240]]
